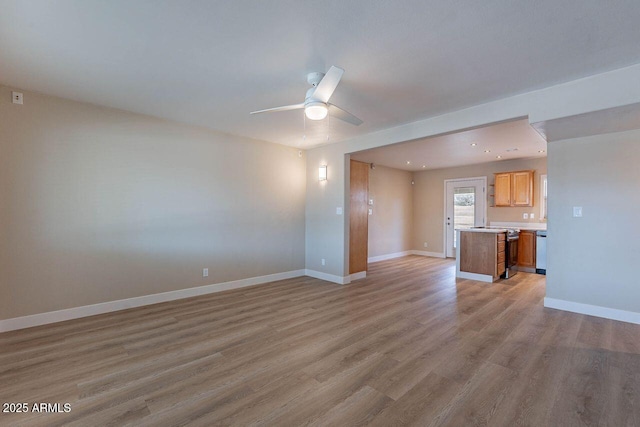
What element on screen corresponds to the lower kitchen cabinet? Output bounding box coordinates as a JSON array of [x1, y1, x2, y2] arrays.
[[518, 230, 536, 271], [457, 230, 506, 282]]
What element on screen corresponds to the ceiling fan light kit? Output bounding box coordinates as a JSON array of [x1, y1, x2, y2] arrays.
[[250, 66, 362, 126], [305, 101, 328, 120]]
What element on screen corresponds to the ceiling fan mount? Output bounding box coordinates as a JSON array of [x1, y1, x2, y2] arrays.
[[250, 66, 363, 126], [306, 71, 325, 87]]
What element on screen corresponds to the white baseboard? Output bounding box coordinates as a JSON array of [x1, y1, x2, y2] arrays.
[[456, 271, 496, 283], [304, 269, 350, 285], [544, 297, 640, 325], [304, 269, 367, 284], [367, 250, 446, 264], [368, 251, 412, 263], [411, 250, 446, 258], [350, 271, 366, 281], [0, 269, 306, 333]]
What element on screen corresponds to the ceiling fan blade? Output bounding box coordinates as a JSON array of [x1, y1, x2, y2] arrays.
[[250, 103, 305, 115], [328, 104, 363, 126], [310, 66, 344, 103]]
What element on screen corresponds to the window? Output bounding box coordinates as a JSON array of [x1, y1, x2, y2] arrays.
[[540, 174, 547, 220], [453, 186, 476, 248]]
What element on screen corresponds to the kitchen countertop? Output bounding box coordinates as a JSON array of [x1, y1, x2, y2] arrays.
[[459, 228, 507, 233], [490, 221, 547, 231]]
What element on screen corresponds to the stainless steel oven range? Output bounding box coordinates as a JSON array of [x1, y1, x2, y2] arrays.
[[503, 229, 519, 278]]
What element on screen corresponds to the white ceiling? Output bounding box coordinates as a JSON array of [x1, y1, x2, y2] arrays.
[[1, 1, 640, 148], [350, 119, 547, 171]]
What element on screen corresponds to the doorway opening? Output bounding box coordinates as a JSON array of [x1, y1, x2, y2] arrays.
[[444, 177, 486, 258]]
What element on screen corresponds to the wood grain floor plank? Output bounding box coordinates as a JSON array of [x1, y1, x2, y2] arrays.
[[369, 372, 462, 427], [430, 361, 518, 426], [2, 256, 639, 426]]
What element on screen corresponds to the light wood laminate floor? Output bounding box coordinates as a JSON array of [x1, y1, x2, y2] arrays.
[[2, 256, 639, 426]]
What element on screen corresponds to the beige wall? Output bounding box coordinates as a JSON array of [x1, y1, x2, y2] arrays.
[[547, 129, 640, 313], [412, 157, 547, 254], [0, 86, 306, 319], [367, 165, 413, 258]]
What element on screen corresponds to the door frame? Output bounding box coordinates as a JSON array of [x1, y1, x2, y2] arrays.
[[443, 176, 487, 258]]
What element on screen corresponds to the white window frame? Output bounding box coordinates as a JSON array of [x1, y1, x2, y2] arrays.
[[540, 174, 547, 221]]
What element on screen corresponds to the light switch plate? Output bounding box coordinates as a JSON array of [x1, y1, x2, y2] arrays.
[[573, 206, 583, 217], [336, 207, 343, 215], [368, 208, 373, 215], [523, 213, 529, 219]]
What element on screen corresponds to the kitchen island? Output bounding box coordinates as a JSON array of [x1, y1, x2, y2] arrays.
[[456, 228, 507, 283]]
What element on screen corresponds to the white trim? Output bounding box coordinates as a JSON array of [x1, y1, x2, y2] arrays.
[[456, 271, 496, 283], [540, 174, 547, 221], [368, 251, 412, 263], [411, 250, 446, 258], [349, 271, 367, 281], [544, 298, 640, 325], [443, 176, 488, 183], [304, 269, 350, 285], [368, 250, 446, 263], [303, 269, 368, 285], [0, 269, 305, 333]]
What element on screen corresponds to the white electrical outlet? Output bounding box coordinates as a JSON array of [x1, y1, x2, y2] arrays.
[[530, 213, 535, 219], [424, 242, 428, 248], [203, 268, 209, 277], [368, 199, 374, 205], [573, 206, 583, 217], [368, 208, 373, 215], [12, 91, 23, 105], [523, 213, 529, 219], [321, 259, 326, 266], [336, 207, 343, 215]]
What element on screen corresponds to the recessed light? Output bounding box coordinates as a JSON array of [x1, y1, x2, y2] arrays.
[[421, 165, 426, 168], [406, 161, 411, 164], [538, 150, 546, 153], [470, 143, 477, 147], [496, 155, 502, 159], [484, 150, 491, 153]]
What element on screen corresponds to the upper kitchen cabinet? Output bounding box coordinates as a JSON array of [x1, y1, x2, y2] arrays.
[[494, 170, 534, 207], [494, 173, 511, 206], [512, 171, 534, 206]]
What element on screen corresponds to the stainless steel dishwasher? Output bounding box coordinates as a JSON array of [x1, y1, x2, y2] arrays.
[[536, 230, 547, 274]]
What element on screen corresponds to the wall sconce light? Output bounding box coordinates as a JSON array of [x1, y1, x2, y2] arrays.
[[319, 165, 327, 181]]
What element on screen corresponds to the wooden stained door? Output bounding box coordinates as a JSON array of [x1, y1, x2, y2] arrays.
[[349, 160, 369, 274]]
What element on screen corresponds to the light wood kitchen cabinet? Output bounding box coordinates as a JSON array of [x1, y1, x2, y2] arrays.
[[494, 170, 534, 207], [494, 173, 511, 206], [497, 233, 506, 277], [518, 230, 536, 270], [458, 230, 506, 282]]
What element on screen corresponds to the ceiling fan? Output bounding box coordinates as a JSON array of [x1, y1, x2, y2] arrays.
[[250, 66, 363, 126]]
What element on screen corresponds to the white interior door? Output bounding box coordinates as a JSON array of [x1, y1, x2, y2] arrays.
[[445, 178, 486, 258]]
